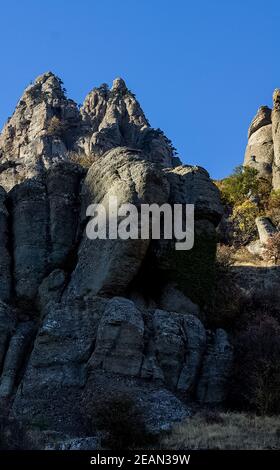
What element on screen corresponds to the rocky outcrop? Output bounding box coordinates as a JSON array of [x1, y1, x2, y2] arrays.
[[0, 73, 81, 191], [12, 295, 231, 432], [0, 73, 232, 442], [243, 90, 280, 189], [244, 121, 274, 182]]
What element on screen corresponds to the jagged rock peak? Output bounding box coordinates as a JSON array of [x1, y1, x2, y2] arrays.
[[20, 71, 69, 105], [81, 76, 149, 128], [0, 73, 180, 191], [0, 72, 81, 190], [111, 77, 128, 92], [78, 77, 177, 166]]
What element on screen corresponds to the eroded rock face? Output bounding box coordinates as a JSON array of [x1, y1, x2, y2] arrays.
[[0, 321, 35, 398], [12, 296, 231, 431], [0, 187, 11, 302], [66, 147, 170, 299], [0, 73, 231, 438], [46, 162, 83, 268], [10, 180, 49, 300], [196, 329, 233, 404], [244, 124, 274, 181], [12, 297, 108, 432], [164, 165, 223, 225], [243, 89, 280, 189], [0, 302, 16, 372], [89, 297, 144, 376]]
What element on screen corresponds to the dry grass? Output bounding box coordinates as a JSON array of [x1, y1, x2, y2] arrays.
[[160, 412, 280, 450], [232, 246, 263, 266]]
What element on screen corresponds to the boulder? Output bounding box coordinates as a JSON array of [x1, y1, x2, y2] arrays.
[[256, 216, 276, 244], [66, 147, 170, 298]]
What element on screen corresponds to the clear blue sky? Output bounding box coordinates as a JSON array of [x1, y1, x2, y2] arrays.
[[1, 0, 280, 179]]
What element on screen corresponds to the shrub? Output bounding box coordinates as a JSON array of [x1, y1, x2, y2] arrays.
[[68, 151, 96, 169], [46, 116, 66, 137], [267, 189, 280, 227], [264, 232, 280, 264], [217, 165, 259, 206], [230, 200, 259, 245], [230, 315, 280, 415], [82, 394, 154, 450]]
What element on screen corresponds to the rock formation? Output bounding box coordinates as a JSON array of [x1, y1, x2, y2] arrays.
[[0, 73, 232, 445], [243, 89, 280, 190], [246, 216, 277, 257]]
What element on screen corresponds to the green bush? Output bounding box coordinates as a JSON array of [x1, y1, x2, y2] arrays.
[[217, 165, 259, 206], [230, 200, 259, 245]]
